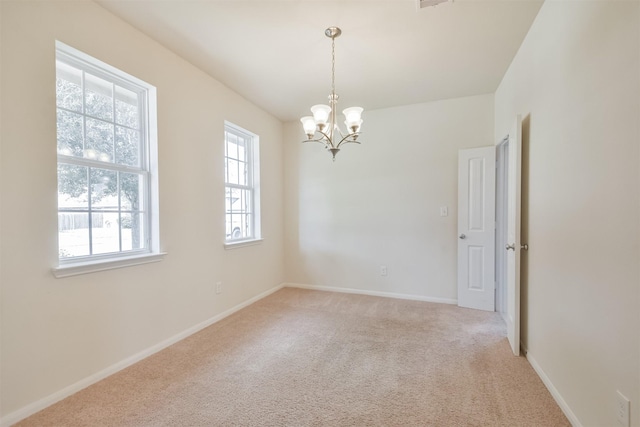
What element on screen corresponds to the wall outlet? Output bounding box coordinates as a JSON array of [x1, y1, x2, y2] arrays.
[[380, 266, 388, 276], [215, 281, 222, 294], [616, 390, 630, 427]]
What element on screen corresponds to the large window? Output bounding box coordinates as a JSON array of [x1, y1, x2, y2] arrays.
[[224, 122, 260, 244], [55, 42, 159, 270]]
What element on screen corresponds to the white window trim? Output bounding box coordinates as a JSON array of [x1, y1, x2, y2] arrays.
[[52, 252, 167, 278], [224, 121, 261, 246], [54, 41, 162, 276], [223, 238, 264, 250]]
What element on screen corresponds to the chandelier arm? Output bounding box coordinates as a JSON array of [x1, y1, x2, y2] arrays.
[[336, 133, 362, 148], [302, 138, 329, 145], [316, 130, 336, 148]]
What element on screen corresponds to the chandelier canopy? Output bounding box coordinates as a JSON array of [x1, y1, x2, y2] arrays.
[[300, 27, 363, 161]]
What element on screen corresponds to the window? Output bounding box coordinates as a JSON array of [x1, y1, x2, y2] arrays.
[[55, 41, 160, 272], [224, 122, 261, 244]]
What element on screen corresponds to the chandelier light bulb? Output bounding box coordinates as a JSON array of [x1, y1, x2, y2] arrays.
[[310, 104, 331, 125], [300, 116, 316, 138], [344, 119, 363, 134], [343, 107, 363, 127]]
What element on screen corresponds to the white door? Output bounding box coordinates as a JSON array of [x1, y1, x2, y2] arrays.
[[457, 146, 496, 311], [505, 115, 522, 356]]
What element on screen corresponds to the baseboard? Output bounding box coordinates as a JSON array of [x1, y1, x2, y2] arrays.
[[525, 351, 583, 427], [0, 283, 284, 427], [284, 283, 458, 305]]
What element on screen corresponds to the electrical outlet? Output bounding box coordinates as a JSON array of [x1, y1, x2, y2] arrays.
[[215, 281, 222, 294], [380, 266, 388, 276], [616, 390, 630, 427]]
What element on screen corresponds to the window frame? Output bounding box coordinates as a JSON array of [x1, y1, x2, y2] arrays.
[[53, 41, 162, 277], [223, 121, 261, 248]]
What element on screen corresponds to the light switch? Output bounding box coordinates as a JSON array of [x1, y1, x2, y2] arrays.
[[440, 206, 448, 217]]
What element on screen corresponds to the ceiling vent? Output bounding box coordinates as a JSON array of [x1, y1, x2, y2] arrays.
[[417, 0, 452, 9]]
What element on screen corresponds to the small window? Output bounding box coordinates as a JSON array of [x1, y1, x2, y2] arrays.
[[224, 122, 261, 244], [55, 42, 160, 267]]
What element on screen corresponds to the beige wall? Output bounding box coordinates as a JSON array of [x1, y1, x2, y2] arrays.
[[284, 94, 494, 302], [0, 0, 283, 419], [3, 0, 638, 425], [494, 1, 640, 426]]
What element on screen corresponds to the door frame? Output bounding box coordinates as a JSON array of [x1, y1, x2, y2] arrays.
[[502, 115, 523, 356], [495, 138, 509, 318]]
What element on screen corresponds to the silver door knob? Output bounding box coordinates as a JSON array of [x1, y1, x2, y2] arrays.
[[521, 244, 529, 250], [506, 243, 515, 251], [459, 234, 466, 239]]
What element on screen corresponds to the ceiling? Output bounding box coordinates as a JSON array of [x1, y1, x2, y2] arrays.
[[96, 0, 544, 122]]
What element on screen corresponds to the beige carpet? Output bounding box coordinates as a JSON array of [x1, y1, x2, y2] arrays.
[[17, 288, 569, 426]]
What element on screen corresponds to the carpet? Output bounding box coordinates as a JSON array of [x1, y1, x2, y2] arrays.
[[16, 288, 570, 426]]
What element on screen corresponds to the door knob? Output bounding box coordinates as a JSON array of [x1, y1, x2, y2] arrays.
[[521, 244, 529, 250], [459, 234, 466, 239], [506, 243, 515, 251]]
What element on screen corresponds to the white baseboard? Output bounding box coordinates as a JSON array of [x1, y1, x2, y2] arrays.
[[284, 282, 458, 305], [525, 351, 583, 427], [0, 283, 284, 427]]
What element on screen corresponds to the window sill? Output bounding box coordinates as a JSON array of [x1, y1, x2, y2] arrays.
[[52, 252, 167, 278], [224, 238, 264, 250]]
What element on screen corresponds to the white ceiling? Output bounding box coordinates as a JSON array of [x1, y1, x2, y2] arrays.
[[96, 0, 543, 122]]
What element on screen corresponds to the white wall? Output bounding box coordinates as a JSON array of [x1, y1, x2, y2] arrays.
[[284, 94, 493, 302], [494, 1, 640, 426], [0, 0, 283, 420]]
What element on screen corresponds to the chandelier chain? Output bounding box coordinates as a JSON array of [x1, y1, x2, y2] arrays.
[[331, 36, 336, 96]]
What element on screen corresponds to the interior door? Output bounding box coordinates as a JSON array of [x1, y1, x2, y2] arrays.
[[505, 115, 522, 356], [457, 146, 496, 312]]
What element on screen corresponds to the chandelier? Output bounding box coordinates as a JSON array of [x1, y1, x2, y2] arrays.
[[300, 27, 364, 161]]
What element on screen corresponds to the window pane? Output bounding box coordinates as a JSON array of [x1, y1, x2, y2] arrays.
[[227, 133, 238, 158], [238, 144, 246, 162], [244, 188, 252, 214], [56, 62, 82, 112], [57, 109, 84, 157], [58, 164, 88, 209], [120, 213, 132, 251], [229, 187, 241, 212], [85, 73, 113, 121], [227, 159, 239, 185], [225, 186, 253, 240], [115, 126, 140, 167], [91, 212, 120, 255], [120, 172, 144, 211], [58, 213, 90, 258], [225, 213, 233, 238], [242, 213, 252, 239], [123, 212, 146, 250], [226, 187, 240, 239], [225, 187, 232, 212], [237, 160, 248, 186], [85, 117, 114, 162], [90, 168, 117, 210], [115, 86, 139, 129]]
